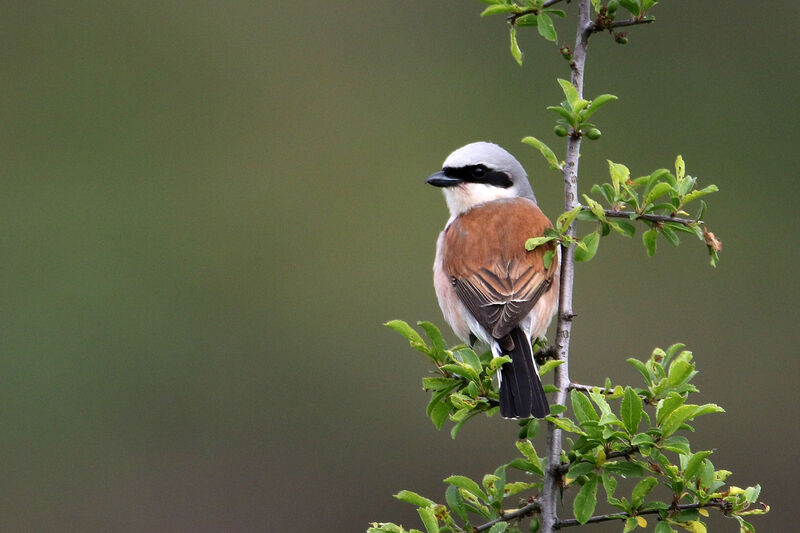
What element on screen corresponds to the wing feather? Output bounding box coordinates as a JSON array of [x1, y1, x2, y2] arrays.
[[443, 197, 558, 341]]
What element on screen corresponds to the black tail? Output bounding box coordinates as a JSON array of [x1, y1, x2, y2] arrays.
[[498, 328, 549, 419]]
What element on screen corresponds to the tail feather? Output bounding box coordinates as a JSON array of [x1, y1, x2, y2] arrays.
[[497, 328, 549, 419]]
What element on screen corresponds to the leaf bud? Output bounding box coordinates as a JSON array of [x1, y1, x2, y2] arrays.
[[615, 32, 628, 44], [607, 0, 619, 13], [554, 125, 569, 137], [529, 518, 540, 532]]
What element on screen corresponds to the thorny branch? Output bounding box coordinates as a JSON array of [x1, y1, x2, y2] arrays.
[[593, 208, 703, 227], [555, 501, 731, 528], [464, 499, 731, 532]]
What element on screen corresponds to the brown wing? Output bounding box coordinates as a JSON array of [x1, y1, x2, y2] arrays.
[[442, 197, 558, 342]]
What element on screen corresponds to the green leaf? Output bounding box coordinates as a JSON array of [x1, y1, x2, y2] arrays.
[[619, 0, 641, 16], [546, 415, 586, 435], [684, 451, 713, 480], [367, 523, 404, 533], [642, 228, 658, 257], [522, 136, 561, 170], [395, 490, 436, 508], [418, 321, 447, 362], [627, 358, 653, 385], [567, 461, 595, 480], [574, 231, 600, 262], [443, 475, 487, 502], [644, 182, 674, 206], [515, 440, 544, 475], [514, 14, 539, 26], [571, 390, 599, 425], [660, 225, 680, 247], [481, 4, 518, 16], [654, 521, 672, 533], [429, 397, 451, 430], [611, 221, 636, 237], [631, 477, 658, 508], [682, 185, 719, 205], [582, 94, 618, 120], [661, 435, 691, 456], [539, 359, 565, 376], [557, 79, 580, 109], [439, 363, 479, 383], [385, 320, 428, 352], [509, 26, 523, 65], [417, 507, 439, 533], [675, 155, 685, 181], [744, 484, 761, 503], [525, 235, 557, 250], [536, 13, 557, 41], [601, 471, 617, 499], [455, 347, 483, 376], [573, 474, 599, 524], [445, 485, 468, 524], [547, 105, 576, 125], [557, 205, 582, 232], [603, 461, 644, 478], [507, 458, 544, 476], [450, 410, 480, 439], [666, 360, 695, 389], [422, 377, 458, 391], [488, 523, 508, 533], [543, 249, 555, 270], [656, 393, 686, 425], [583, 195, 606, 220], [661, 404, 724, 438], [608, 160, 630, 194], [621, 387, 643, 434]]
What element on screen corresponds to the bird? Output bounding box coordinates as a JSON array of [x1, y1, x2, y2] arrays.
[[427, 142, 560, 419]]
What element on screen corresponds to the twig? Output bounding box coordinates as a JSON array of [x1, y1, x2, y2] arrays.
[[586, 17, 655, 36], [589, 207, 702, 227], [557, 446, 639, 475], [555, 501, 730, 528], [467, 501, 541, 533], [508, 0, 567, 24], [606, 17, 655, 30], [567, 382, 613, 394]]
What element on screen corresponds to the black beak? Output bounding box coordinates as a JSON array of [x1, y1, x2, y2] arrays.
[[426, 171, 462, 188]]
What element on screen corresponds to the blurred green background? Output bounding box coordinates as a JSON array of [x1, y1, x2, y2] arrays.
[[1, 1, 797, 531]]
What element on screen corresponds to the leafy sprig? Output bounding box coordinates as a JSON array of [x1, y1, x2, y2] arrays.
[[371, 325, 768, 532]]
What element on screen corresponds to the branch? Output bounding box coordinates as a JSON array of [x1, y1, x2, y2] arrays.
[[568, 382, 613, 394], [586, 17, 655, 37], [605, 17, 655, 30], [468, 501, 541, 533], [557, 446, 639, 475], [508, 0, 567, 24], [541, 1, 590, 532], [555, 501, 730, 529], [591, 207, 702, 227]]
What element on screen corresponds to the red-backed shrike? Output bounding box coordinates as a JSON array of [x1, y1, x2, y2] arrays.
[[428, 142, 559, 419]]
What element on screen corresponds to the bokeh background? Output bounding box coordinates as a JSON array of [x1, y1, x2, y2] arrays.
[[1, 1, 797, 531]]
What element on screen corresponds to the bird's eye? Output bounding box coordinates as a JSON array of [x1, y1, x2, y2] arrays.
[[472, 166, 486, 178]]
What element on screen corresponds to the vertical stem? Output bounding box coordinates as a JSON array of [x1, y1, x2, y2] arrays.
[[540, 1, 591, 531]]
